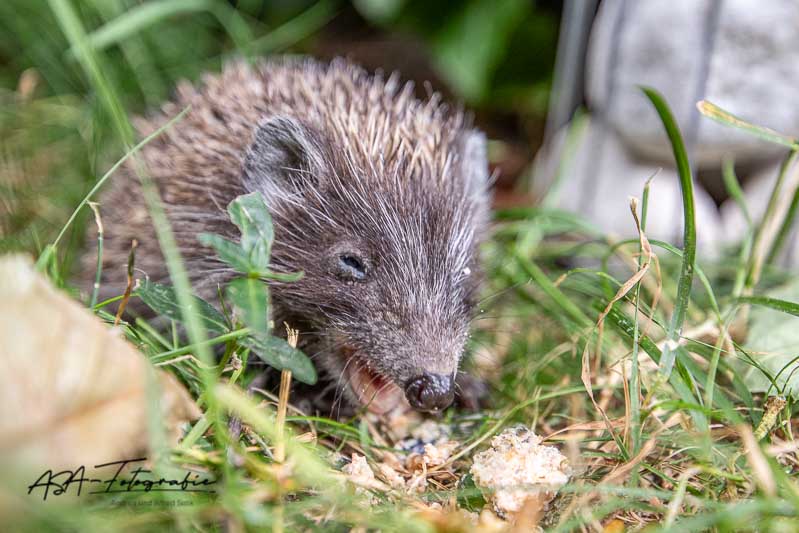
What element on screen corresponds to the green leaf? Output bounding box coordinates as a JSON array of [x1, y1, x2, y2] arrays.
[[136, 279, 228, 334], [244, 335, 317, 385], [738, 279, 799, 397], [198, 233, 303, 281], [227, 192, 274, 270], [198, 233, 253, 274], [226, 277, 269, 339]]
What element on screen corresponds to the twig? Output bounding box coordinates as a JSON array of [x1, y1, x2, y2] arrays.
[[274, 324, 297, 533], [275, 324, 298, 463], [114, 239, 137, 326]]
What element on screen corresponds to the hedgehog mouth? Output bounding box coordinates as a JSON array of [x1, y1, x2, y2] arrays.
[[341, 347, 406, 415]]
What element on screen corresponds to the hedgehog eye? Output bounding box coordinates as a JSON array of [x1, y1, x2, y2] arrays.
[[336, 253, 367, 281]]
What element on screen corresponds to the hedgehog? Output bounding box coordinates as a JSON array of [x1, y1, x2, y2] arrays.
[[83, 57, 492, 416]]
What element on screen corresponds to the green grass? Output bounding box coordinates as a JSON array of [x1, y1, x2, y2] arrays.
[[2, 1, 799, 532]]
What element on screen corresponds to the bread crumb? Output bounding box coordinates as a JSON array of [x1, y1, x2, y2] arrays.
[[343, 453, 388, 492], [422, 440, 458, 467], [470, 425, 571, 517]]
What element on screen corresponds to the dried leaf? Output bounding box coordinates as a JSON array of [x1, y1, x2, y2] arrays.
[[0, 255, 200, 473]]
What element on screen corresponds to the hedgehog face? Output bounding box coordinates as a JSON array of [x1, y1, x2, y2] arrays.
[[309, 189, 484, 415], [243, 115, 490, 415]]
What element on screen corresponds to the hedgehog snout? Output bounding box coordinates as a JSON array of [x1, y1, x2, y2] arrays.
[[404, 372, 455, 413]]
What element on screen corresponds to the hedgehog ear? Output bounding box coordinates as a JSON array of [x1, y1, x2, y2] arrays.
[[242, 115, 325, 193], [459, 130, 489, 194]]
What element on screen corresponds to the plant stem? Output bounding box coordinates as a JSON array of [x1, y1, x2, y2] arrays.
[[113, 239, 137, 326], [745, 150, 799, 291], [275, 325, 298, 463], [88, 202, 104, 309], [274, 325, 297, 533], [630, 177, 651, 480], [151, 328, 251, 362]]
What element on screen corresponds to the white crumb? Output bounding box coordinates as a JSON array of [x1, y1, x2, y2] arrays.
[[422, 440, 458, 467], [470, 425, 571, 516], [343, 453, 388, 492]]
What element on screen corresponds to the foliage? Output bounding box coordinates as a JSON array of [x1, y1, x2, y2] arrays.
[[139, 191, 316, 384]]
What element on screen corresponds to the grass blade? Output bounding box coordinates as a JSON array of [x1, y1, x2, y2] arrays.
[[87, 202, 103, 308], [601, 303, 709, 430], [697, 100, 799, 149], [248, 0, 338, 55], [513, 249, 593, 330], [766, 171, 799, 265], [629, 178, 652, 467], [722, 156, 751, 226], [540, 108, 589, 207], [51, 106, 190, 248], [73, 0, 213, 54], [735, 295, 799, 318], [49, 0, 133, 141], [641, 87, 697, 379], [745, 150, 799, 289], [70, 0, 252, 56], [49, 0, 226, 448]]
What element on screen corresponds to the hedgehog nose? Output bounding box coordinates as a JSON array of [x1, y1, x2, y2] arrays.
[[405, 373, 455, 413]]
